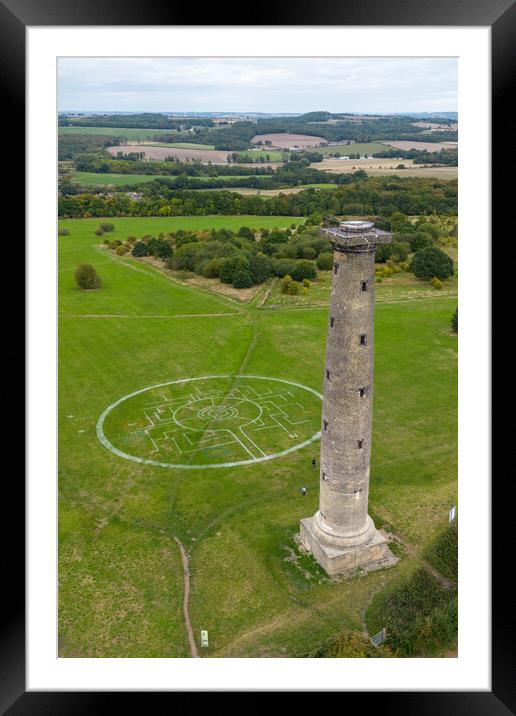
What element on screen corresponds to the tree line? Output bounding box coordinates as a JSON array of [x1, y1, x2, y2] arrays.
[[58, 175, 458, 219]]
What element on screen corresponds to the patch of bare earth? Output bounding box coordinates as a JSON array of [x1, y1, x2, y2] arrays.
[[314, 158, 457, 179], [106, 144, 230, 163], [251, 133, 328, 149], [134, 255, 265, 302], [381, 140, 458, 152]]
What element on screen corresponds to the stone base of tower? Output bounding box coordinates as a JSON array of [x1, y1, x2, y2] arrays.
[[299, 516, 397, 576]]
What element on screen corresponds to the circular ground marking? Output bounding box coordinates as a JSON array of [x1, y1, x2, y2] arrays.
[[97, 375, 322, 469]]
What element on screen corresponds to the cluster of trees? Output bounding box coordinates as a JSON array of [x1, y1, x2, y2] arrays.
[[73, 153, 275, 177], [59, 176, 458, 219], [371, 212, 455, 284], [58, 134, 123, 161], [59, 113, 215, 130], [373, 147, 458, 166], [111, 224, 328, 291]]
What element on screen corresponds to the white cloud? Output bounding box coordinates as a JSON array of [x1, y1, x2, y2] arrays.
[[58, 57, 457, 113]]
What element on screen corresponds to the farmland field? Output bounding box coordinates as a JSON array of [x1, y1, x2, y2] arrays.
[[251, 133, 328, 149], [70, 173, 258, 187], [312, 142, 391, 156], [127, 141, 217, 150], [219, 184, 338, 196], [381, 140, 458, 152], [314, 157, 458, 179], [58, 214, 457, 658], [234, 149, 286, 162], [58, 126, 176, 140], [71, 172, 172, 187], [106, 145, 231, 163]]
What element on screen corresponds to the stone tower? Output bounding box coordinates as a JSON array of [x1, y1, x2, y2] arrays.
[[300, 220, 397, 575]]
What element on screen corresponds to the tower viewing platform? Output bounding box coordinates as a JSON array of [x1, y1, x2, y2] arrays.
[[300, 220, 398, 575]]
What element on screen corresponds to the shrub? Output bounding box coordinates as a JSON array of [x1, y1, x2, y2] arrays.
[[202, 257, 226, 279], [310, 630, 390, 658], [74, 263, 101, 290], [249, 254, 273, 284], [100, 222, 115, 232], [424, 523, 458, 583], [147, 237, 173, 259], [412, 246, 454, 280], [412, 233, 434, 252], [116, 245, 129, 256], [290, 259, 317, 282], [131, 241, 149, 257], [382, 266, 393, 278], [416, 221, 441, 240], [95, 229, 104, 237], [431, 276, 443, 289], [287, 280, 301, 295], [232, 270, 254, 289], [280, 275, 293, 293], [366, 569, 457, 657], [451, 307, 458, 332], [172, 242, 207, 271], [272, 258, 295, 278], [316, 252, 333, 271], [375, 244, 391, 263], [58, 228, 70, 236], [302, 279, 311, 288], [389, 241, 410, 263], [219, 255, 250, 284]]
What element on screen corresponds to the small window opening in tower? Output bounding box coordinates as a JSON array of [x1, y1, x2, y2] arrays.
[[358, 440, 364, 449], [361, 280, 368, 292], [330, 317, 335, 328], [326, 370, 330, 380], [334, 263, 339, 275], [321, 472, 326, 481], [360, 334, 367, 345], [359, 387, 366, 397], [323, 419, 328, 431]]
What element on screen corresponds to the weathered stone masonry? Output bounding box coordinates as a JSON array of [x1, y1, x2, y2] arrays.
[[300, 221, 398, 575]]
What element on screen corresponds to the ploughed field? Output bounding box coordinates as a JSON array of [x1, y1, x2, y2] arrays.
[[381, 140, 458, 152], [313, 157, 458, 179], [58, 215, 457, 658], [106, 144, 232, 163], [251, 133, 328, 149]]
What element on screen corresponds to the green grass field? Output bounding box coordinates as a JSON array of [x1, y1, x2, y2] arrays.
[[71, 172, 173, 187], [58, 215, 457, 658], [236, 149, 286, 162], [58, 126, 176, 139], [71, 173, 263, 188]]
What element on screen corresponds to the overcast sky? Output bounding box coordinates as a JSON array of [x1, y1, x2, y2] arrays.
[[58, 57, 457, 114]]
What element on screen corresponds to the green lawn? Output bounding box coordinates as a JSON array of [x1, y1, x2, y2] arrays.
[[58, 126, 176, 140], [71, 172, 173, 187], [58, 215, 457, 658], [235, 149, 286, 162], [70, 173, 262, 187]]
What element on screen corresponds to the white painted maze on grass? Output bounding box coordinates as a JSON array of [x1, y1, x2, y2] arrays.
[[97, 375, 323, 469]]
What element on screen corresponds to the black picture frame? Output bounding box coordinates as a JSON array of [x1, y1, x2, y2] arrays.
[[7, 0, 511, 710]]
